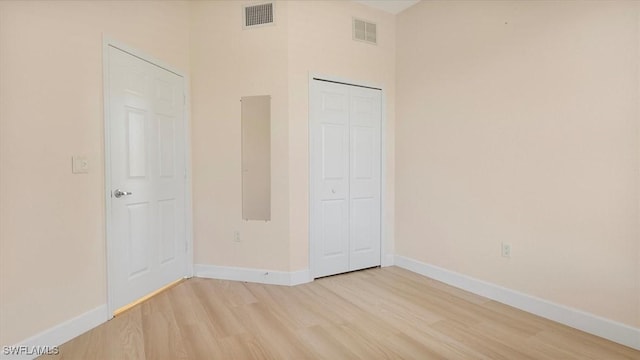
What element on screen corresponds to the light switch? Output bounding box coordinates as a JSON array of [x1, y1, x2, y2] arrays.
[[72, 156, 89, 174]]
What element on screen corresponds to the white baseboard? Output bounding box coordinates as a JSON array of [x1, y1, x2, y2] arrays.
[[394, 255, 640, 351], [195, 264, 312, 286], [2, 304, 108, 360], [6, 259, 636, 360], [382, 253, 395, 267]]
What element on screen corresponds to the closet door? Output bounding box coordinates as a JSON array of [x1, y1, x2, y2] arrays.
[[349, 86, 381, 271], [310, 81, 351, 278], [310, 79, 381, 278]]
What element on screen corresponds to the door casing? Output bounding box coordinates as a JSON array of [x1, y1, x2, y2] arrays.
[[308, 73, 391, 278], [103, 38, 194, 317]]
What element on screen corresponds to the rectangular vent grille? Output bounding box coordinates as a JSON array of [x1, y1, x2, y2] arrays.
[[353, 18, 377, 44], [244, 3, 274, 28]]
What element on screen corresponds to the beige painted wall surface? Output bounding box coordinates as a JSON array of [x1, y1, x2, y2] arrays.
[[191, 0, 396, 272], [190, 1, 290, 270], [396, 0, 640, 327], [287, 0, 396, 270], [0, 0, 190, 347]]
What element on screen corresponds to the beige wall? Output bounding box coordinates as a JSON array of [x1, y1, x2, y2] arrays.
[[190, 0, 290, 270], [1, 0, 395, 346], [8, 0, 633, 349], [396, 0, 640, 327], [191, 0, 395, 272], [0, 0, 191, 347], [287, 0, 396, 270]]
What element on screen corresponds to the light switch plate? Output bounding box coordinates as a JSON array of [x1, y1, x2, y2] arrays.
[[72, 156, 89, 174]]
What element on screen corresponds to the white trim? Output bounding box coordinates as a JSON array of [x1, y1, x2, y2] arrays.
[[308, 73, 389, 278], [183, 73, 195, 278], [102, 37, 114, 318], [195, 264, 312, 286], [379, 80, 391, 269], [1, 305, 108, 360], [102, 37, 193, 316], [395, 255, 640, 351], [382, 253, 395, 267], [307, 74, 315, 279], [289, 269, 313, 286]]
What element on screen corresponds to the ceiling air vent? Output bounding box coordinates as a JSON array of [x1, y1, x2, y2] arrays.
[[353, 18, 377, 45], [244, 3, 275, 28]]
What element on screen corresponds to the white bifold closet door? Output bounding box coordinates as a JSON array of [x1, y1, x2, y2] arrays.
[[310, 79, 382, 278]]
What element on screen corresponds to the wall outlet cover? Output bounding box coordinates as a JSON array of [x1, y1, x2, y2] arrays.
[[72, 156, 89, 174]]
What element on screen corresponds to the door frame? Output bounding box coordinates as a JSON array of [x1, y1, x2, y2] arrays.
[[102, 38, 194, 317], [308, 73, 391, 278]]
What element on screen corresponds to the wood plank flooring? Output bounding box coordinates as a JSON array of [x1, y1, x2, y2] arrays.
[[46, 267, 639, 359]]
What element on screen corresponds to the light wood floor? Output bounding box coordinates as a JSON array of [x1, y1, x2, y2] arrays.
[[47, 267, 639, 359]]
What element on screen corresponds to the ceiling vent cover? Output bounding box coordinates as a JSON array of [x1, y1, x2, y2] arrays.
[[244, 3, 274, 28], [353, 18, 377, 44]]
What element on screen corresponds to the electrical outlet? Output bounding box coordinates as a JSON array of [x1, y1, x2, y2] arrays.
[[233, 231, 241, 243], [72, 156, 89, 174], [501, 242, 511, 258]]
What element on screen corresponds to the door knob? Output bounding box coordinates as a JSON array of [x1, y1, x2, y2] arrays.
[[113, 189, 132, 198]]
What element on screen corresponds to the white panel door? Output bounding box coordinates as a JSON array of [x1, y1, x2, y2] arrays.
[[310, 79, 381, 278], [107, 46, 187, 312], [349, 86, 381, 270], [310, 82, 350, 278]]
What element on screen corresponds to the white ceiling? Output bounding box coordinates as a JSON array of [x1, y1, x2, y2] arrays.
[[354, 0, 420, 15]]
